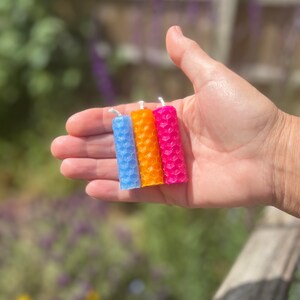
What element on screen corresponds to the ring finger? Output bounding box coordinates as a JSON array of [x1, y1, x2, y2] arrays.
[[60, 158, 118, 180]]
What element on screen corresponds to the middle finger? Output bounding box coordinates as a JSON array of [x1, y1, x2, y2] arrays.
[[51, 134, 115, 160]]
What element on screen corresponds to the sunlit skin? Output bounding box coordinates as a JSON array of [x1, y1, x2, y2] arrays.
[[51, 26, 299, 215]]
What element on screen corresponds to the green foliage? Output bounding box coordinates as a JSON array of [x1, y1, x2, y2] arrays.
[[0, 0, 95, 197], [143, 205, 248, 299], [0, 198, 168, 300], [288, 262, 300, 300], [0, 197, 249, 300]]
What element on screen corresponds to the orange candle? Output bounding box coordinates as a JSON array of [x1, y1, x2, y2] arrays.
[[131, 101, 164, 187]]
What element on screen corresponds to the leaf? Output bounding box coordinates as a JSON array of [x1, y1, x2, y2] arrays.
[[30, 17, 65, 45], [28, 71, 54, 96]]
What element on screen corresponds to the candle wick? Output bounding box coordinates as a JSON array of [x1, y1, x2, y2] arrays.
[[138, 100, 145, 109], [158, 96, 166, 106], [108, 108, 122, 117]]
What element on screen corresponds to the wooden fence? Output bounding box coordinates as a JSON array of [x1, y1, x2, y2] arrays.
[[213, 207, 300, 300], [96, 0, 300, 110]]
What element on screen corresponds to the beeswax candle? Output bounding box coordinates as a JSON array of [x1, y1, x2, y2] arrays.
[[109, 108, 141, 190], [153, 98, 188, 184], [131, 101, 164, 187]]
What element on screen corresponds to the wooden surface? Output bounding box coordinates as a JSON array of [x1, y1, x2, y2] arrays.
[[259, 0, 300, 5], [213, 207, 300, 300], [213, 0, 238, 64]]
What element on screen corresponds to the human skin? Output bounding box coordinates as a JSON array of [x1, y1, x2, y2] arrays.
[[51, 26, 300, 217]]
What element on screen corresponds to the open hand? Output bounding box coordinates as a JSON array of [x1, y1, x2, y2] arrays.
[[51, 26, 284, 209]]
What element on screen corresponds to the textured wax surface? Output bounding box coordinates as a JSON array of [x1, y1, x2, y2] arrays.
[[111, 116, 141, 190], [131, 109, 164, 187], [153, 106, 188, 184]]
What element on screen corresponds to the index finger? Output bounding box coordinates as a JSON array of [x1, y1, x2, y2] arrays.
[[66, 102, 160, 137]]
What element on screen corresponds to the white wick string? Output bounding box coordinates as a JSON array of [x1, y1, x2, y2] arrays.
[[108, 108, 122, 116], [138, 100, 145, 109], [158, 96, 166, 106]]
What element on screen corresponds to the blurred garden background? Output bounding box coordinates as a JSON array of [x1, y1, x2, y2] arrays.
[[0, 0, 299, 299]]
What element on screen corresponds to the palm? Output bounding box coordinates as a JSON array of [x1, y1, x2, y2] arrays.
[[51, 27, 278, 208], [172, 74, 277, 207]]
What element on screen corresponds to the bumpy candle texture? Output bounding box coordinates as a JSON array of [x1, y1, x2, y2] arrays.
[[111, 116, 141, 190], [153, 106, 188, 184], [131, 109, 164, 187]]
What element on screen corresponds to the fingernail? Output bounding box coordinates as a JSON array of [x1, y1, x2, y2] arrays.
[[174, 25, 183, 37]]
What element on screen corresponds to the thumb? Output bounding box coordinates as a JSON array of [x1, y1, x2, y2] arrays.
[[166, 26, 218, 90]]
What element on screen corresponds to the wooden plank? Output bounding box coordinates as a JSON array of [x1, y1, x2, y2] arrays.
[[213, 207, 300, 300], [212, 0, 239, 64], [236, 65, 300, 87], [258, 0, 300, 5]]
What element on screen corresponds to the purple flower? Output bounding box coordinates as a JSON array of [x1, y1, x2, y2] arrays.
[[74, 221, 94, 236], [39, 234, 56, 250], [57, 273, 70, 287], [114, 224, 132, 246], [186, 0, 201, 24], [151, 0, 165, 48], [89, 198, 109, 219], [131, 2, 143, 47], [248, 0, 262, 38], [89, 39, 116, 105]]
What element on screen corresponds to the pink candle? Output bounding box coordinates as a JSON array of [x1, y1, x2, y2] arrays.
[[153, 98, 188, 184]]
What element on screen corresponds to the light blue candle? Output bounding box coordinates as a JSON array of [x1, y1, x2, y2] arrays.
[[109, 108, 141, 190]]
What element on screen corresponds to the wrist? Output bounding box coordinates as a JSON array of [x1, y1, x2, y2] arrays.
[[271, 111, 300, 216]]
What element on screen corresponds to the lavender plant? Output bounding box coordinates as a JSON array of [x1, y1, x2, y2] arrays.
[[89, 38, 116, 106], [0, 194, 249, 300], [0, 195, 169, 300]]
